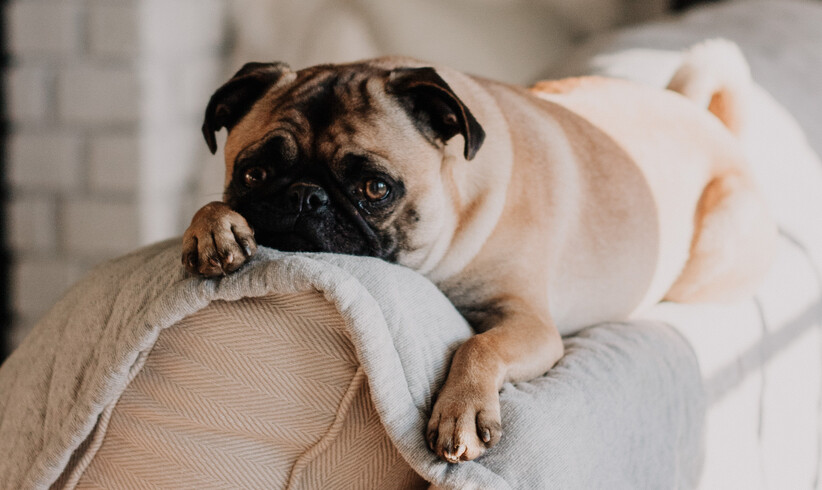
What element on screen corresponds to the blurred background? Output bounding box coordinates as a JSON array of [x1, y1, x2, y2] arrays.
[[0, 0, 715, 357]]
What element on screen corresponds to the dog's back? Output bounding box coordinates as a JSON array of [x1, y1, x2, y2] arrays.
[[526, 41, 772, 319]]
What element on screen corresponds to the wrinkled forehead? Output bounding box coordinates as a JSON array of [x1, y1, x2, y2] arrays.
[[224, 67, 377, 161], [223, 65, 428, 179]]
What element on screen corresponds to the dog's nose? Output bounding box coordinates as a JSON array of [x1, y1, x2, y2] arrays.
[[287, 182, 329, 213]]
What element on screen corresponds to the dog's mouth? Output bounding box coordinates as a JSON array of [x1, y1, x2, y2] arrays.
[[253, 216, 330, 253], [258, 231, 319, 252], [233, 201, 377, 256]]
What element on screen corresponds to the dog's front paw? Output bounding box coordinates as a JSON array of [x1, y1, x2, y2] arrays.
[[182, 201, 257, 277], [426, 381, 502, 463]]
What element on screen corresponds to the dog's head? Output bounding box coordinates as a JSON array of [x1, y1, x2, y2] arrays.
[[202, 60, 485, 263]]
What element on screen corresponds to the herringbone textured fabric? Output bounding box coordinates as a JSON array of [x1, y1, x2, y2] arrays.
[[293, 376, 426, 489], [70, 292, 423, 489]]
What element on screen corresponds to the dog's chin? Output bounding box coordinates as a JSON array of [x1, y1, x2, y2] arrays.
[[252, 218, 368, 255], [233, 202, 383, 257], [256, 231, 324, 253]]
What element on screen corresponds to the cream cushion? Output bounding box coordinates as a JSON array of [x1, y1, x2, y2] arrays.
[[66, 293, 424, 489]]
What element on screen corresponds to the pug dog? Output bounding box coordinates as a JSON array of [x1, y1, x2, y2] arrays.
[[182, 40, 775, 463]]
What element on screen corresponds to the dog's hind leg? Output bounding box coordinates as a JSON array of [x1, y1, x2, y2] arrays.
[[664, 170, 777, 303]]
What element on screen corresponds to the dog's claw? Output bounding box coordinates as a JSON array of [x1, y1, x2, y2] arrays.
[[241, 241, 254, 258], [183, 252, 197, 271], [443, 444, 465, 463], [427, 381, 502, 463]]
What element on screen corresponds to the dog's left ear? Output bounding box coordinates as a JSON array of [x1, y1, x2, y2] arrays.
[[202, 62, 291, 154], [388, 67, 485, 160]]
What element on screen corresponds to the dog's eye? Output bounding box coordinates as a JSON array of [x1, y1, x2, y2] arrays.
[[243, 167, 268, 188], [363, 179, 390, 201]]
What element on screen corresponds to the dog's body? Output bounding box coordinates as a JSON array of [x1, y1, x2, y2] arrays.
[[183, 41, 775, 463]]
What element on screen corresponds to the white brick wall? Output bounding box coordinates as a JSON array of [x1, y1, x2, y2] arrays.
[[63, 198, 140, 257], [88, 3, 140, 59], [6, 196, 57, 253], [58, 66, 140, 124], [142, 0, 226, 56], [12, 259, 82, 317], [8, 132, 82, 191], [5, 66, 50, 123], [139, 0, 229, 243], [4, 0, 229, 347], [7, 2, 80, 56], [89, 134, 140, 193]]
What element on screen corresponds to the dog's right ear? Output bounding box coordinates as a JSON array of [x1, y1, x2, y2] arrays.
[[202, 62, 291, 154], [387, 67, 485, 161]]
